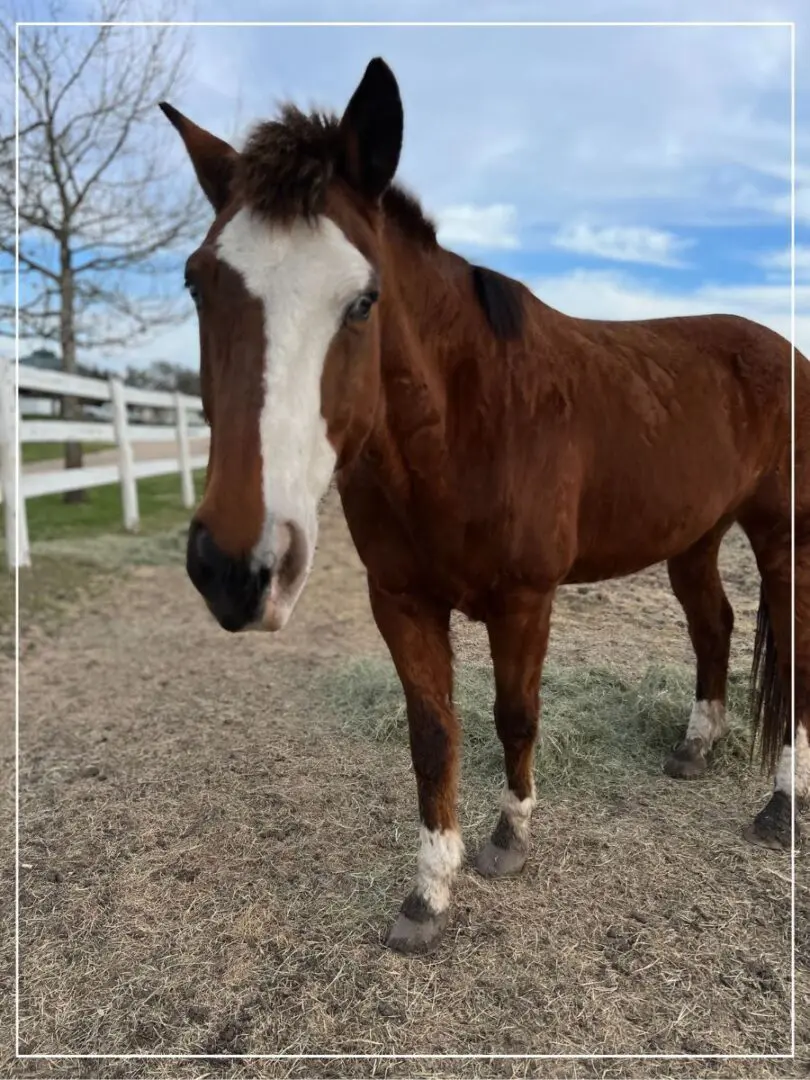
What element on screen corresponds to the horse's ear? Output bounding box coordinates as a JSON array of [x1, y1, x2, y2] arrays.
[[338, 57, 403, 201], [159, 102, 238, 213]]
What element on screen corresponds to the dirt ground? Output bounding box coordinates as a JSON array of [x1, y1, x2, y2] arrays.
[[1, 487, 807, 1079]]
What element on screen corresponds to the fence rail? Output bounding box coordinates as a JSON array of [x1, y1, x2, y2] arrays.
[[0, 358, 209, 569]]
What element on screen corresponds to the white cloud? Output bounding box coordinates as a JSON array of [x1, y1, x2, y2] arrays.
[[551, 223, 695, 268], [757, 243, 810, 279], [436, 204, 520, 251], [397, 19, 802, 228], [529, 268, 810, 356], [145, 10, 810, 238], [732, 182, 810, 226]]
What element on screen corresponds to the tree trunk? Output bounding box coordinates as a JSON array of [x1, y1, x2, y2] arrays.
[[59, 244, 86, 503]]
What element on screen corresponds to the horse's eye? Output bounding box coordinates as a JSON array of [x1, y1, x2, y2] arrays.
[[345, 290, 379, 324], [185, 278, 201, 310]]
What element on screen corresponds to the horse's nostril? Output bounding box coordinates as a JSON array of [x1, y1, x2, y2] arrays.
[[195, 525, 209, 561], [187, 520, 217, 586], [186, 518, 266, 633], [277, 521, 308, 589]]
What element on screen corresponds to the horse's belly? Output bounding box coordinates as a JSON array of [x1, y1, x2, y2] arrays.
[[565, 489, 743, 584]]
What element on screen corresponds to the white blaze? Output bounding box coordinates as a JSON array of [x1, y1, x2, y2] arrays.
[[215, 209, 371, 625]]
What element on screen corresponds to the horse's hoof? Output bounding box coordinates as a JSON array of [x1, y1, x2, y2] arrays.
[[475, 839, 528, 878], [386, 909, 447, 955], [743, 791, 796, 851], [664, 739, 707, 780]]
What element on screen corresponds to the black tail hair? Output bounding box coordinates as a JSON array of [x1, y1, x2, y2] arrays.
[[750, 583, 790, 772]]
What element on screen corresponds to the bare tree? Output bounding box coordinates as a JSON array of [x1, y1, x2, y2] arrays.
[[0, 2, 206, 499]]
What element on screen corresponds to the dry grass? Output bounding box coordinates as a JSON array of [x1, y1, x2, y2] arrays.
[[0, 528, 191, 651], [319, 656, 757, 795], [1, 492, 807, 1079]]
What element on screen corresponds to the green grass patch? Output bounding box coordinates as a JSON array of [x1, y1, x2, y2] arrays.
[[21, 441, 116, 464], [17, 470, 204, 543], [317, 657, 756, 794]]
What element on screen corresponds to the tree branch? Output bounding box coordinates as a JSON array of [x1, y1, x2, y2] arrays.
[[2, 0, 207, 360]]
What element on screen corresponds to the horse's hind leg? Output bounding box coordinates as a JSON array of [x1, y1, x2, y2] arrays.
[[664, 524, 734, 779], [740, 518, 810, 849], [474, 593, 553, 878]]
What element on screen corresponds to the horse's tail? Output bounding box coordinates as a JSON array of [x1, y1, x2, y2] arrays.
[[750, 583, 790, 772]]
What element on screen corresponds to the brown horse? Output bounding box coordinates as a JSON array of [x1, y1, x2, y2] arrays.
[[161, 57, 809, 954]]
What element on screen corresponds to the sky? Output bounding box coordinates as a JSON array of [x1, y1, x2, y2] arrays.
[[11, 0, 810, 368]]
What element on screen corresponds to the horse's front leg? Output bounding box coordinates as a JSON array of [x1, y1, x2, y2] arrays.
[[369, 582, 462, 955], [475, 593, 553, 878]]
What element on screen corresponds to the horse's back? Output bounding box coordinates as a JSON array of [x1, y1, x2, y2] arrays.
[[517, 309, 801, 581], [563, 311, 793, 398]]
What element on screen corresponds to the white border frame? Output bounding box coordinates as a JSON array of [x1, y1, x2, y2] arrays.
[[12, 14, 799, 1062]]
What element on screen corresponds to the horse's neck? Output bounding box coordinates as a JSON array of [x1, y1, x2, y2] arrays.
[[369, 239, 467, 503]]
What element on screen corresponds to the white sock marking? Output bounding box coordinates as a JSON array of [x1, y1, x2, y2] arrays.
[[685, 699, 728, 749], [501, 779, 537, 845], [414, 827, 464, 914], [774, 726, 810, 799]]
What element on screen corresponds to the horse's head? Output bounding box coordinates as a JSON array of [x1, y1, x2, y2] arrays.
[[161, 58, 403, 632]]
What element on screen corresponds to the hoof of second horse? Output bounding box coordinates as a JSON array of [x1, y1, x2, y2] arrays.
[[663, 739, 707, 780], [386, 909, 448, 955], [743, 791, 797, 851], [475, 840, 528, 878]]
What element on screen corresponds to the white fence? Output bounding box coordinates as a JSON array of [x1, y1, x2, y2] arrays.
[[0, 358, 209, 569]]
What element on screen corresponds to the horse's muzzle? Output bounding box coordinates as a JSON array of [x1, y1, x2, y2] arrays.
[[186, 518, 268, 633]]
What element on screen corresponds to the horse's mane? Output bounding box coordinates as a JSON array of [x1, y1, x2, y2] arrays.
[[236, 104, 438, 249], [236, 103, 523, 341]]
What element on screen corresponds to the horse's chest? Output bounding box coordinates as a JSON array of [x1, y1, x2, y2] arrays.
[[348, 508, 513, 628], [339, 478, 480, 603]]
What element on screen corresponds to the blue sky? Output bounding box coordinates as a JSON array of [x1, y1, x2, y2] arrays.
[[13, 0, 810, 368]]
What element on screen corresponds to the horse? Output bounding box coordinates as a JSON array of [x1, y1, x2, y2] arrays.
[[160, 57, 809, 955]]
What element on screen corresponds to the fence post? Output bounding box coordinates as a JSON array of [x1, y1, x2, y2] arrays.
[[109, 377, 139, 531], [0, 358, 6, 515], [0, 357, 31, 569], [174, 392, 194, 509]]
